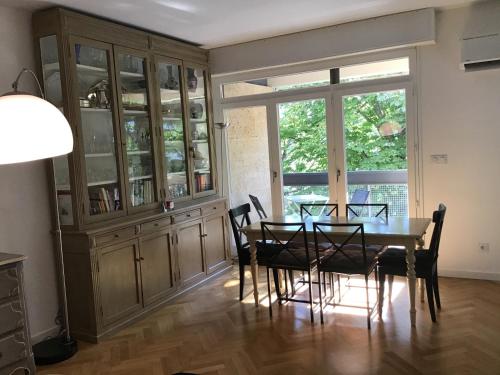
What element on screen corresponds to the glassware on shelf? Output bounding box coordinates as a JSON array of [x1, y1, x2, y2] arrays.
[[186, 67, 213, 193], [158, 61, 189, 199], [118, 53, 155, 208], [75, 42, 122, 215]]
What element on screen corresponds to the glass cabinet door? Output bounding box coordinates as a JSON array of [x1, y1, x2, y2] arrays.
[[116, 51, 157, 208], [40, 35, 74, 226], [73, 40, 124, 217], [157, 59, 190, 200], [185, 66, 214, 194]]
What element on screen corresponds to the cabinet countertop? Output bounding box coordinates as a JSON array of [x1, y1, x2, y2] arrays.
[[0, 252, 27, 267]]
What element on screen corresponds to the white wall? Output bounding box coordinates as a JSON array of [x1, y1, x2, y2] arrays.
[[0, 5, 60, 340], [418, 6, 500, 279]]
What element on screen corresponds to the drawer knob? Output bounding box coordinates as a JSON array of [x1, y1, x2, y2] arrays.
[[186, 214, 191, 217], [154, 223, 159, 226], [114, 234, 120, 238]]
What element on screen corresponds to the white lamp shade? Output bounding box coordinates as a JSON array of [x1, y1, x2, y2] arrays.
[[0, 94, 73, 164]]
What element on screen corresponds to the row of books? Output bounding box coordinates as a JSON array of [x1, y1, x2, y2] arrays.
[[89, 186, 120, 215], [130, 179, 154, 206], [194, 173, 212, 192]]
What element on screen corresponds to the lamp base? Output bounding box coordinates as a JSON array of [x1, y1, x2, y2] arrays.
[[33, 335, 78, 365]]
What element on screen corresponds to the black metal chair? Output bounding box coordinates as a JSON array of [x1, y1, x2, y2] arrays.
[[258, 221, 319, 323], [378, 203, 446, 322], [300, 203, 338, 218], [313, 222, 382, 328], [346, 203, 389, 222], [249, 194, 268, 219], [228, 203, 280, 300]]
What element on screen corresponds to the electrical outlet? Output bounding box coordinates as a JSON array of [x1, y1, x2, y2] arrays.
[[479, 243, 490, 252]]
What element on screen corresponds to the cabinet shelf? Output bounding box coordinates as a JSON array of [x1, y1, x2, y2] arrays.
[[80, 107, 111, 113], [129, 175, 153, 181], [190, 119, 207, 124], [88, 180, 118, 187], [123, 109, 148, 115], [192, 139, 208, 144], [127, 150, 150, 155], [85, 153, 114, 158]]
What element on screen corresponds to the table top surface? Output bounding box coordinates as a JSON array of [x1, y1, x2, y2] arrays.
[[0, 252, 27, 267], [242, 215, 431, 239]]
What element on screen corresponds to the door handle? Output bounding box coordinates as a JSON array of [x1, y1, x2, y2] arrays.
[[336, 169, 341, 183]]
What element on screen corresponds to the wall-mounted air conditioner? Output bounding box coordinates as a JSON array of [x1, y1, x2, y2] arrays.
[[461, 33, 500, 71]]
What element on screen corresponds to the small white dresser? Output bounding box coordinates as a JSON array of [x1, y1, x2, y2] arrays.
[[0, 253, 35, 374]]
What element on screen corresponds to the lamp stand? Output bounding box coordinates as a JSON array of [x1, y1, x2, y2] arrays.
[[32, 160, 77, 365]]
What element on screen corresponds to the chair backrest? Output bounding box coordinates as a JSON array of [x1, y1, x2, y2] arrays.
[[313, 222, 369, 273], [300, 203, 338, 218], [346, 203, 389, 222], [260, 221, 310, 268], [249, 194, 267, 219], [228, 203, 252, 256], [350, 188, 369, 204], [429, 203, 446, 262]]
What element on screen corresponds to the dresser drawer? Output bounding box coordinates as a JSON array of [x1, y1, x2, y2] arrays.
[[141, 217, 171, 233], [93, 226, 137, 247], [0, 268, 19, 300], [0, 332, 26, 369], [172, 209, 201, 224], [0, 301, 24, 335], [201, 201, 226, 216]]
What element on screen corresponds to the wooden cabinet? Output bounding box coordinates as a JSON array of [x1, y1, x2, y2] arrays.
[[33, 8, 230, 344], [204, 213, 228, 274], [98, 240, 142, 326], [33, 8, 217, 230], [139, 230, 175, 305], [177, 219, 205, 286]]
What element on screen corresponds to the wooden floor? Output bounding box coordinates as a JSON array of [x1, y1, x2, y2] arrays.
[[38, 267, 500, 375]]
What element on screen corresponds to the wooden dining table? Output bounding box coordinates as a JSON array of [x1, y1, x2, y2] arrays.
[[241, 214, 431, 326]]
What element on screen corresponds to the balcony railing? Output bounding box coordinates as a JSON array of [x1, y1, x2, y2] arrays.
[[283, 170, 408, 216]]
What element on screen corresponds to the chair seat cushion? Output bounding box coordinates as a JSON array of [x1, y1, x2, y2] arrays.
[[318, 247, 380, 275], [378, 247, 434, 275], [256, 241, 317, 269]]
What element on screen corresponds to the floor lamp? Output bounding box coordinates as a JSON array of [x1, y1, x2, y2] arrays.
[[0, 68, 77, 364]]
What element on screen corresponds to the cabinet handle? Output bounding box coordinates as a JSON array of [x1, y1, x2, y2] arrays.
[[201, 233, 207, 238], [186, 213, 191, 217], [140, 257, 145, 261]]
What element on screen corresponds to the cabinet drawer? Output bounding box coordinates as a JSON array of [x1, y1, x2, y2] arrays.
[[0, 332, 26, 369], [93, 227, 137, 247], [0, 268, 19, 300], [0, 301, 24, 335], [172, 209, 201, 224], [141, 218, 171, 233], [201, 201, 226, 216]]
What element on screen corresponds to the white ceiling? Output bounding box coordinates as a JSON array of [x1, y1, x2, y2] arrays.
[[2, 0, 476, 48]]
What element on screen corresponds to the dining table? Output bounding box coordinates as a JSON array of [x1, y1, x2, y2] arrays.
[[241, 214, 431, 326]]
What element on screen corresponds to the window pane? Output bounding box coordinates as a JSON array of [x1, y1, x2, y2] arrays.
[[340, 58, 409, 83], [222, 70, 330, 98]]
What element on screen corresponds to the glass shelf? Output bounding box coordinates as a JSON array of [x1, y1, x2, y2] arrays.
[[85, 153, 114, 158]]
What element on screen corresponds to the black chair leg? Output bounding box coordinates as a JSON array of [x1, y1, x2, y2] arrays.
[[365, 274, 371, 330], [433, 271, 441, 309], [425, 276, 436, 322], [288, 270, 295, 296], [307, 270, 314, 324], [318, 270, 324, 324], [267, 268, 273, 319], [239, 264, 245, 301], [379, 271, 386, 315], [272, 269, 281, 304]]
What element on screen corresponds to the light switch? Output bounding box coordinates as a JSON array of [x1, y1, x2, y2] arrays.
[[430, 154, 448, 164]]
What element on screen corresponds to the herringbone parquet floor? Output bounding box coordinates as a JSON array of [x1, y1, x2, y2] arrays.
[[38, 268, 500, 375]]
